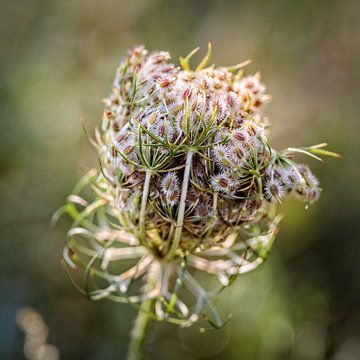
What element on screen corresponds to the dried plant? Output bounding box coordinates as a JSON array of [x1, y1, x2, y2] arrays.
[[55, 43, 339, 359]]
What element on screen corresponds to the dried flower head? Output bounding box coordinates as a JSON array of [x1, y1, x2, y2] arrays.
[[57, 44, 339, 328]]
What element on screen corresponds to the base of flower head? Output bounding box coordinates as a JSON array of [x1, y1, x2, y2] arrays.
[[60, 170, 281, 328]]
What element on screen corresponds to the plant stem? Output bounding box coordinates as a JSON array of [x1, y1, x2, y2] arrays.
[[139, 170, 152, 247], [166, 150, 193, 260], [126, 299, 154, 360]]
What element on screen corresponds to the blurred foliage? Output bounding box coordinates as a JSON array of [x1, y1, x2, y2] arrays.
[[0, 0, 359, 359]]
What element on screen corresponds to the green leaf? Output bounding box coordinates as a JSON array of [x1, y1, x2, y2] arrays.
[[307, 148, 341, 158], [195, 42, 212, 72], [179, 46, 200, 71]]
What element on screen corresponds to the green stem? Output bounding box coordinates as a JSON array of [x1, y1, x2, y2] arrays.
[[166, 150, 193, 260], [139, 171, 152, 246], [126, 299, 154, 360]]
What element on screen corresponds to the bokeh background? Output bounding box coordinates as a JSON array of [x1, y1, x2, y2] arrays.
[[1, 0, 359, 359]]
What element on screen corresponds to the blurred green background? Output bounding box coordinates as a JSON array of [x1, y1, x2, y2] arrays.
[[1, 0, 359, 359]]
